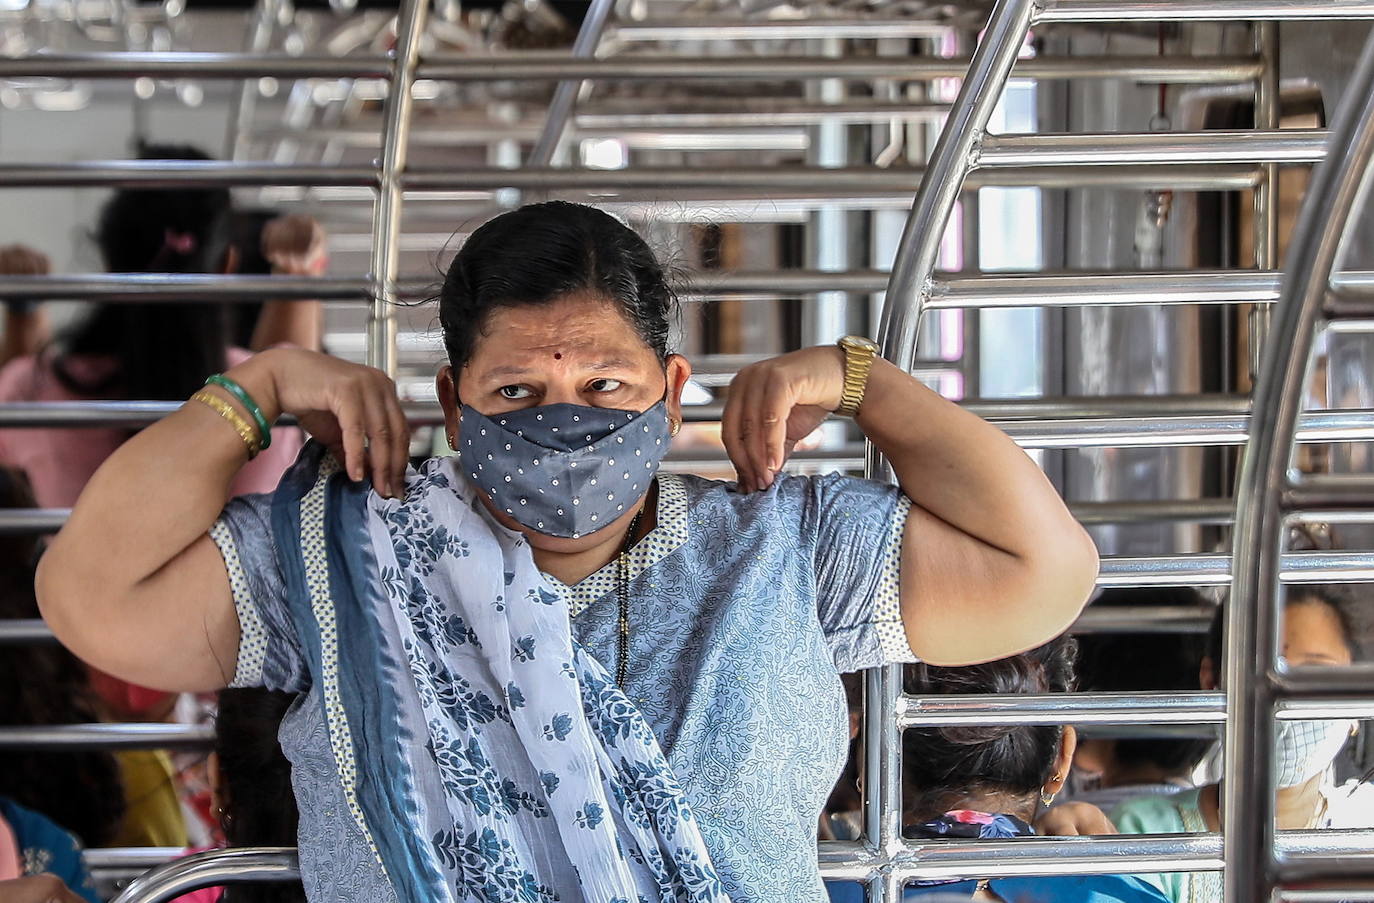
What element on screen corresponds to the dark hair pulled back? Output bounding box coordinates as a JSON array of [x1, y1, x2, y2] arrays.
[[57, 142, 231, 402], [439, 202, 676, 376], [903, 636, 1078, 821]]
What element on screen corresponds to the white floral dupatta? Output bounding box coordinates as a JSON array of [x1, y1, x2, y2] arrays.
[[365, 456, 728, 903]]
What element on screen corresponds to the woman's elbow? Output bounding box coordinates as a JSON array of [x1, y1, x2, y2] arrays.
[[1031, 520, 1100, 624]]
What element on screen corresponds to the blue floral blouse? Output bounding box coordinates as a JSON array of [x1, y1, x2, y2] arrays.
[[212, 469, 916, 903]]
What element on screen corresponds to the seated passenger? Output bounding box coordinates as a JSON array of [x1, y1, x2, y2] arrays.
[[174, 688, 303, 903], [0, 798, 100, 903], [1113, 584, 1372, 903], [1063, 587, 1211, 812], [841, 637, 1171, 902]]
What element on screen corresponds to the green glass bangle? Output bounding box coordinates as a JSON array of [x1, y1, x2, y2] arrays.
[[205, 374, 273, 451]]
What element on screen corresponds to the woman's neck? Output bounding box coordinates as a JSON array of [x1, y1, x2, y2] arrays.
[[532, 482, 658, 586], [1201, 773, 1326, 831], [910, 791, 1038, 827]]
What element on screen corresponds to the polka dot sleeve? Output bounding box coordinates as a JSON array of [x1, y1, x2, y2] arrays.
[[801, 473, 918, 672], [208, 493, 311, 693]]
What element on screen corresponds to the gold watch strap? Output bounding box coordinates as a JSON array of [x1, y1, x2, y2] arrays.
[[835, 338, 877, 418]]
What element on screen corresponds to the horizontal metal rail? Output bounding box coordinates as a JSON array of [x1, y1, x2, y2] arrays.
[[0, 619, 59, 645], [0, 53, 392, 79], [0, 162, 378, 188], [929, 270, 1374, 309], [1272, 664, 1374, 698], [96, 835, 1374, 901], [112, 848, 298, 903], [1038, 0, 1374, 21], [1070, 499, 1234, 525], [0, 724, 214, 751], [417, 55, 1262, 84], [576, 101, 953, 129], [0, 275, 369, 302], [900, 691, 1374, 727], [0, 509, 69, 535], [607, 18, 952, 40], [1098, 551, 1374, 586], [85, 848, 186, 871], [818, 831, 1374, 882], [1071, 603, 1215, 633], [978, 130, 1328, 167]]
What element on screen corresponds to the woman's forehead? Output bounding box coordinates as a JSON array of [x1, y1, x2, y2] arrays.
[[469, 296, 655, 372]]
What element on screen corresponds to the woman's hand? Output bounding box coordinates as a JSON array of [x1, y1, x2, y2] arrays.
[[1036, 802, 1118, 836], [228, 348, 409, 497], [0, 243, 51, 277], [262, 214, 327, 277], [0, 875, 89, 903], [722, 346, 845, 492]]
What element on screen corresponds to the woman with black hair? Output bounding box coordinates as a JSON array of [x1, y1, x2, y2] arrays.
[[0, 142, 321, 513], [868, 638, 1170, 902], [41, 200, 1100, 903], [1111, 585, 1373, 903]]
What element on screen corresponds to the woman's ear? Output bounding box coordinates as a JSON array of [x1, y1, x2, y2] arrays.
[[1199, 656, 1217, 691], [664, 354, 693, 435], [1047, 726, 1078, 796], [436, 365, 460, 451], [221, 245, 240, 276]]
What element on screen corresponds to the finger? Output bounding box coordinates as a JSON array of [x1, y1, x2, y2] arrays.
[[378, 377, 411, 493], [737, 373, 773, 492], [757, 373, 792, 488], [333, 394, 367, 483], [720, 372, 753, 491], [359, 385, 395, 497]]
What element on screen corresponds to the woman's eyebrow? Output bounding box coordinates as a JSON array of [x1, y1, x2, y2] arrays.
[[586, 358, 637, 372], [484, 365, 534, 380]]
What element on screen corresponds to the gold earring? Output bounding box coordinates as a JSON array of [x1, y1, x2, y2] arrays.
[[670, 419, 682, 438], [1041, 773, 1061, 807]]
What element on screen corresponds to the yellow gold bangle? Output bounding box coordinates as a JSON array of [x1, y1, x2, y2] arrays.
[[191, 389, 262, 459]]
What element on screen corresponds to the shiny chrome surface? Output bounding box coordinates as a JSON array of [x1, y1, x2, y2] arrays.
[[0, 724, 214, 751], [111, 849, 299, 903]]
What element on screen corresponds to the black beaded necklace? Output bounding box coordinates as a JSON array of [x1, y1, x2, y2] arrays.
[[615, 505, 646, 687]]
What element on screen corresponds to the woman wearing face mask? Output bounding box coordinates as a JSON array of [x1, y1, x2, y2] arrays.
[[1111, 585, 1370, 903], [37, 202, 1099, 903]]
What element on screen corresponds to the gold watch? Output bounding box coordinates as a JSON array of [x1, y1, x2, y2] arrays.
[[835, 335, 879, 418]]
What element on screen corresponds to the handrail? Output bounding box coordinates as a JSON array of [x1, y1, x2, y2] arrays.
[[0, 724, 214, 750], [1039, 0, 1374, 21], [0, 53, 392, 78], [111, 849, 298, 903], [1222, 18, 1374, 903], [526, 0, 616, 167]]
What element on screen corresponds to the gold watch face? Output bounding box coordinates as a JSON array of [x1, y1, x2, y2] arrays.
[[839, 335, 879, 353]]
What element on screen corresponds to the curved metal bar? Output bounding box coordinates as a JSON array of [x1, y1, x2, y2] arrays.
[[901, 691, 1374, 727], [863, 6, 1037, 898], [0, 618, 60, 644], [1223, 24, 1374, 903], [0, 724, 214, 751], [366, 0, 428, 377], [875, 0, 1036, 385], [526, 0, 616, 167], [111, 849, 299, 903]]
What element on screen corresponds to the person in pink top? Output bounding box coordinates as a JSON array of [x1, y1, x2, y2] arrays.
[[0, 143, 322, 513]]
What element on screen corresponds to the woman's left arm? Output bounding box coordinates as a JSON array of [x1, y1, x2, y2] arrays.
[[723, 346, 1098, 666]]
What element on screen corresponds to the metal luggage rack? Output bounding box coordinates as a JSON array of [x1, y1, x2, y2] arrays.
[[3, 0, 1374, 901]]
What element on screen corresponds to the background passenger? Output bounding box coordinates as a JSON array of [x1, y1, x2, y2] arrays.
[[0, 798, 100, 903], [1063, 587, 1211, 812], [1112, 585, 1373, 903], [835, 637, 1170, 903], [0, 466, 126, 850]]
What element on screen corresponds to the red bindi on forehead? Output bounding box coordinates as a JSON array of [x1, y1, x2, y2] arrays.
[[554, 352, 563, 360]]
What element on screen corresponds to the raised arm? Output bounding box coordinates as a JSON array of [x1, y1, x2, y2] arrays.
[[723, 346, 1098, 667], [36, 348, 408, 692], [250, 214, 327, 353]]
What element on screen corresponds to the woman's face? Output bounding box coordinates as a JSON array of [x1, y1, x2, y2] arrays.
[[1282, 599, 1354, 669], [437, 291, 692, 551]]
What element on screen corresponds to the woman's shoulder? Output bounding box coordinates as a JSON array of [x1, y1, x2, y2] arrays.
[[1111, 786, 1200, 834]]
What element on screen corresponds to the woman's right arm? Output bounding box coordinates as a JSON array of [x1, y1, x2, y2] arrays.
[[36, 348, 408, 693]]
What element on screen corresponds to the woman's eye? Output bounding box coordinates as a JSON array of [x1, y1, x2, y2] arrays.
[[589, 378, 623, 393], [499, 385, 532, 400]]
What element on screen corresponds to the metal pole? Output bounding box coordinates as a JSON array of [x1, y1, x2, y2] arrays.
[[526, 0, 616, 167], [0, 162, 377, 187], [608, 18, 952, 40], [0, 53, 393, 80], [1251, 22, 1282, 380], [1224, 26, 1374, 903], [0, 275, 367, 302], [367, 0, 428, 376]]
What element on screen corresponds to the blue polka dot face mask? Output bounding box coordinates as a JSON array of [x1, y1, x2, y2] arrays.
[[457, 400, 672, 539]]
